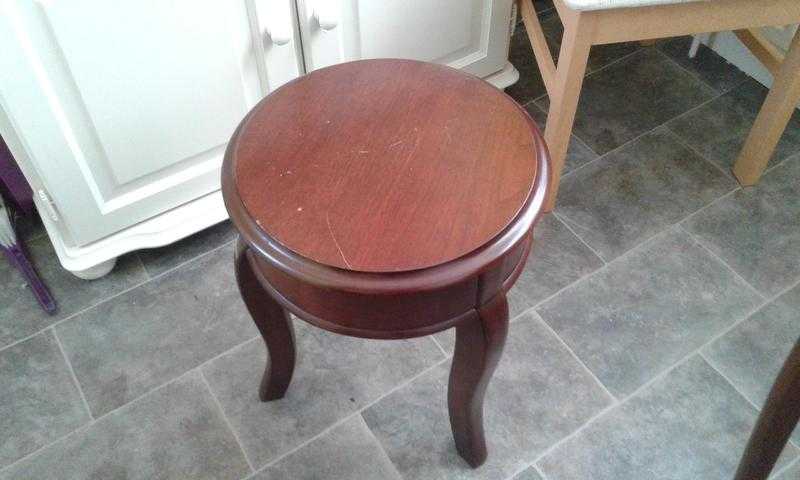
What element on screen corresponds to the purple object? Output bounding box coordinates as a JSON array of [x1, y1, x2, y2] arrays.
[[0, 135, 33, 213], [1, 242, 56, 313], [0, 134, 56, 314]]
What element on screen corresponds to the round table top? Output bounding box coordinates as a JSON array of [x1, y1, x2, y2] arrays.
[[228, 59, 541, 273]]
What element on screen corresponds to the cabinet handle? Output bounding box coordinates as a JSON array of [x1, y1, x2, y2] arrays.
[[265, 24, 292, 46], [312, 2, 338, 31]]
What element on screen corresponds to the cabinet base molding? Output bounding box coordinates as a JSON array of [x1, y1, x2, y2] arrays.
[[485, 62, 520, 90], [39, 190, 228, 279]]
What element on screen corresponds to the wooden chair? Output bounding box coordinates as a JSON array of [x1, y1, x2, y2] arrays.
[[518, 0, 800, 210]]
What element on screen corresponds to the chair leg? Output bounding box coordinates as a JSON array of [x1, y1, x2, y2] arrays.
[[543, 12, 594, 211], [733, 29, 800, 186], [734, 338, 800, 480]]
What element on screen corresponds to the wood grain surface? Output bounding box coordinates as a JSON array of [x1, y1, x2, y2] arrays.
[[229, 59, 539, 272]]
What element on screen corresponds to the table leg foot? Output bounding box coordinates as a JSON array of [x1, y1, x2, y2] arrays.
[[235, 239, 296, 401], [448, 293, 509, 468]]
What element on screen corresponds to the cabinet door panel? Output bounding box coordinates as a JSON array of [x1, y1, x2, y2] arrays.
[[296, 0, 512, 77], [0, 0, 301, 245]]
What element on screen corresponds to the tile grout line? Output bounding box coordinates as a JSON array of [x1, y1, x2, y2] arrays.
[[772, 454, 800, 479], [430, 335, 449, 358], [699, 351, 764, 412], [4, 303, 454, 477], [560, 79, 730, 182], [358, 413, 406, 480], [651, 43, 723, 96], [527, 350, 714, 472], [534, 314, 617, 404], [131, 252, 151, 281], [533, 462, 550, 480], [765, 148, 800, 175], [697, 348, 800, 455], [0, 238, 237, 356], [680, 224, 766, 300], [551, 168, 744, 297], [0, 366, 201, 475], [678, 186, 739, 226], [0, 332, 263, 475], [199, 369, 256, 474], [526, 227, 664, 325], [663, 125, 739, 181], [50, 326, 94, 421], [247, 356, 452, 478], [520, 272, 800, 475], [551, 211, 607, 264], [0, 418, 97, 476]]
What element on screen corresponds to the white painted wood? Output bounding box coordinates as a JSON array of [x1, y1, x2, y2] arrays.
[[0, 0, 302, 247], [69, 258, 117, 280], [296, 0, 514, 79], [36, 190, 229, 275], [703, 26, 799, 89]]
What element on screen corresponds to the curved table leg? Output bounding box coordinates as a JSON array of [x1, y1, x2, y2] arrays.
[[734, 338, 800, 480], [448, 293, 509, 467], [235, 239, 296, 401]]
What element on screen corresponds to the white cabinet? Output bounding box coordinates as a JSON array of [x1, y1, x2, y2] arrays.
[[0, 0, 517, 278], [296, 0, 514, 79]]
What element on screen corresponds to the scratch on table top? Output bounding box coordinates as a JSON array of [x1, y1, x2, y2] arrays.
[[388, 140, 403, 148], [326, 212, 353, 269]]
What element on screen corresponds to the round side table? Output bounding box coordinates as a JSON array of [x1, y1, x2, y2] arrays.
[[222, 59, 549, 468]]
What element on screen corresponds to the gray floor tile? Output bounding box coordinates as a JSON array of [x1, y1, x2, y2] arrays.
[[511, 466, 543, 480], [0, 371, 250, 480], [536, 49, 716, 155], [525, 104, 599, 174], [555, 128, 736, 261], [511, 214, 604, 317], [505, 24, 557, 105], [12, 210, 46, 243], [0, 330, 90, 469], [682, 158, 800, 297], [703, 283, 800, 444], [253, 415, 402, 480], [667, 78, 800, 173], [138, 220, 236, 278], [775, 459, 800, 480], [537, 228, 762, 397], [202, 322, 443, 468], [54, 243, 257, 417], [539, 15, 640, 73], [537, 356, 799, 480], [656, 36, 749, 94], [0, 237, 147, 349], [532, 0, 554, 14], [363, 312, 612, 480]]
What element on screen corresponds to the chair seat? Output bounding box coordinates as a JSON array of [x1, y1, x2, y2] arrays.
[[564, 0, 707, 11]]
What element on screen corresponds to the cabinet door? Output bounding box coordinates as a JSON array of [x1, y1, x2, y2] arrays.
[[0, 0, 302, 246], [295, 0, 512, 77]]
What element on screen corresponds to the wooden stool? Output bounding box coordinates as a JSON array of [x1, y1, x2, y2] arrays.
[[221, 59, 549, 467]]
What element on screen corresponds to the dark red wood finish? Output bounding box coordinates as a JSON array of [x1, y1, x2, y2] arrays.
[[223, 59, 550, 468], [230, 59, 539, 273], [734, 338, 800, 480]]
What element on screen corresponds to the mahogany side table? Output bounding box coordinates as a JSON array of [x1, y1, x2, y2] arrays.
[[222, 59, 549, 467]]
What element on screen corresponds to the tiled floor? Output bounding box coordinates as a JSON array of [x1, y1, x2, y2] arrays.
[[2, 6, 800, 479]]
